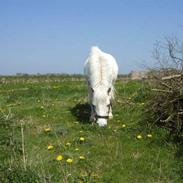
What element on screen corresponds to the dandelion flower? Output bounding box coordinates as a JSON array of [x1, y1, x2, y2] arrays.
[[56, 155, 63, 161], [122, 124, 126, 128], [42, 114, 46, 118], [41, 106, 44, 109], [44, 128, 51, 132], [79, 137, 85, 142], [66, 158, 73, 164], [47, 145, 54, 150], [79, 156, 85, 160], [75, 148, 79, 151], [137, 135, 142, 139], [147, 134, 152, 138]]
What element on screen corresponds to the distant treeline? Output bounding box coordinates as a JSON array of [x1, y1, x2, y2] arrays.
[[0, 73, 130, 79]]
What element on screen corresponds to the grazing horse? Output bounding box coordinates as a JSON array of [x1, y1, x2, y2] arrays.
[[84, 46, 118, 126]]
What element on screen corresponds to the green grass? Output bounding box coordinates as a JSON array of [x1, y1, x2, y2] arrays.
[[0, 76, 182, 183]]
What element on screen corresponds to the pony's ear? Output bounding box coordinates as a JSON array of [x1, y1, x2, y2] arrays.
[[107, 88, 111, 95]]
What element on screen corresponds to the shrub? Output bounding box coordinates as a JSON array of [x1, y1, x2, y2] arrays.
[[144, 37, 183, 134]]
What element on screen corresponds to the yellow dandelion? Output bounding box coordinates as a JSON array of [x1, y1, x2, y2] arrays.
[[147, 134, 152, 138], [75, 148, 79, 151], [128, 97, 131, 100], [80, 130, 83, 133], [137, 135, 142, 139], [56, 155, 63, 161], [66, 158, 73, 164], [141, 102, 145, 105], [40, 106, 44, 109], [108, 126, 111, 129], [79, 137, 85, 142], [122, 124, 126, 128], [44, 127, 51, 132], [47, 145, 54, 150], [79, 156, 85, 160], [37, 100, 40, 103], [42, 114, 46, 118]]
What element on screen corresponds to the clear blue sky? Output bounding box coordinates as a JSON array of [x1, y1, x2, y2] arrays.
[[0, 0, 183, 75]]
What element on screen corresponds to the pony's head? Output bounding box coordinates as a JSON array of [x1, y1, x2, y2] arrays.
[[91, 86, 112, 126]]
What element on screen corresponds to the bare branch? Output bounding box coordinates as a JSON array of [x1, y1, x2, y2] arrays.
[[162, 74, 182, 80], [151, 88, 173, 93], [160, 115, 173, 123]]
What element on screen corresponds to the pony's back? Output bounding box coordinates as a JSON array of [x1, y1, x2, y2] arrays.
[[84, 46, 118, 88]]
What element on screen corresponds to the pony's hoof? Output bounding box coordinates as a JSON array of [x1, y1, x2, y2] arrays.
[[109, 113, 113, 119]]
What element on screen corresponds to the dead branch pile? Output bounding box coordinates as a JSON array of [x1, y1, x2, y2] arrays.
[[145, 37, 183, 133]]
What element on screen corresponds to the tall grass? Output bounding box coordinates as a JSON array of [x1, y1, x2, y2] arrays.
[[0, 111, 40, 182]]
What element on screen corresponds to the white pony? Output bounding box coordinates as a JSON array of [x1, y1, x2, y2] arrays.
[[84, 46, 118, 126]]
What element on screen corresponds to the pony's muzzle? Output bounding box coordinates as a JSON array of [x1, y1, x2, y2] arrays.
[[96, 118, 107, 127]]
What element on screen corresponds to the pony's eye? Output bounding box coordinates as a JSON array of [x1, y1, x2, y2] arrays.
[[92, 104, 95, 109]]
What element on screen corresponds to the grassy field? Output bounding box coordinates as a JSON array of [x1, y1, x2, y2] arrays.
[[0, 76, 182, 183]]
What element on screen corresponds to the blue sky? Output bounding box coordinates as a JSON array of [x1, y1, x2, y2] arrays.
[[0, 0, 183, 75]]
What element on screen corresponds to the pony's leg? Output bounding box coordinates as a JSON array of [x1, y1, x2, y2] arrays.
[[88, 86, 96, 122], [90, 105, 96, 121], [108, 97, 113, 119], [109, 106, 113, 119]]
